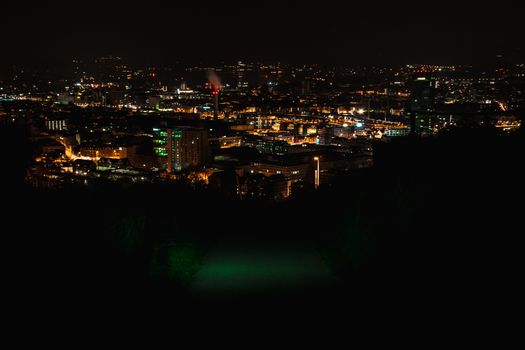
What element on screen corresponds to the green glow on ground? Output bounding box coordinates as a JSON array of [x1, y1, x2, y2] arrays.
[[192, 241, 335, 294], [151, 242, 203, 286]]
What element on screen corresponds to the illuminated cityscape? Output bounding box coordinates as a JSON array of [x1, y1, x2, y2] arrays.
[[2, 60, 521, 194], [2, 0, 524, 326]]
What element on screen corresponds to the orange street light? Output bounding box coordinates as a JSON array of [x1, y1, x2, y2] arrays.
[[314, 157, 320, 189]]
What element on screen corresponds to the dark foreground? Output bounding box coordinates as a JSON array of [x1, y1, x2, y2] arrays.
[[2, 126, 523, 334]]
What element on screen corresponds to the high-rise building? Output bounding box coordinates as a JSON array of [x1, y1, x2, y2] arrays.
[[153, 126, 210, 172], [409, 75, 437, 136], [236, 61, 249, 92]]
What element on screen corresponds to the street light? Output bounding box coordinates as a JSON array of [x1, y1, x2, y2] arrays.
[[314, 157, 320, 190]]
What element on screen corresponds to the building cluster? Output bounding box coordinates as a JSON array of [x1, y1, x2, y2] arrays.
[[1, 59, 523, 199]]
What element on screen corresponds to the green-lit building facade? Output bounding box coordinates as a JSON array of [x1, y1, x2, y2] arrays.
[[409, 75, 437, 136], [153, 126, 210, 172]]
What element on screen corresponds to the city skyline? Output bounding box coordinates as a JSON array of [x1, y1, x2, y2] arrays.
[[3, 58, 521, 192]]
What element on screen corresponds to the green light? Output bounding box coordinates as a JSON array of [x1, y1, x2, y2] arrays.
[[151, 243, 204, 286], [192, 242, 333, 293], [154, 148, 167, 157]]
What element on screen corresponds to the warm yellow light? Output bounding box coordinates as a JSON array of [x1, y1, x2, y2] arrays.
[[314, 157, 319, 161]]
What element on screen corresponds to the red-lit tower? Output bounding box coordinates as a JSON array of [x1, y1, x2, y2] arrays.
[[212, 84, 219, 120]]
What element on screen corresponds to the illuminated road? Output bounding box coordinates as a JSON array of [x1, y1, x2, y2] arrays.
[[192, 239, 335, 296]]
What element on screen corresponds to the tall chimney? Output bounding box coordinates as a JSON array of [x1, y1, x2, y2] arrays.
[[212, 84, 219, 120]]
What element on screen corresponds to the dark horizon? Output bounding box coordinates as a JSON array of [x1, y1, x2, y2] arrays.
[[2, 0, 524, 70]]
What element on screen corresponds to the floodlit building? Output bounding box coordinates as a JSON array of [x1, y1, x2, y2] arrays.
[[153, 126, 210, 172]]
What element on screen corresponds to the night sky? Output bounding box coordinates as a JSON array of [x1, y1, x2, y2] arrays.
[[2, 0, 524, 67]]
